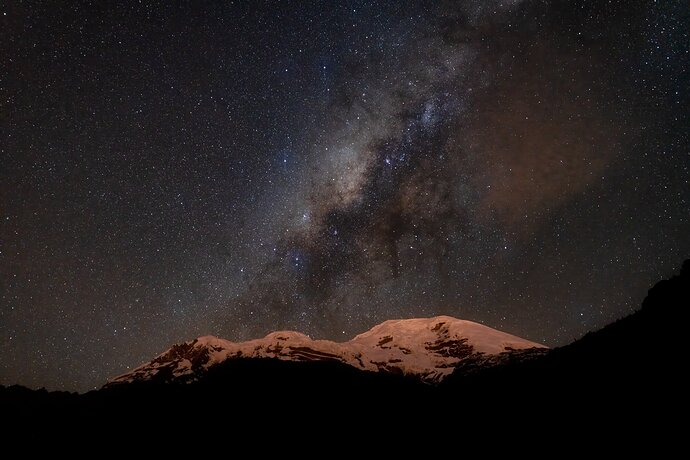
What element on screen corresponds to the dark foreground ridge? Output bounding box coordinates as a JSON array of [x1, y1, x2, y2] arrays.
[[2, 259, 688, 440]]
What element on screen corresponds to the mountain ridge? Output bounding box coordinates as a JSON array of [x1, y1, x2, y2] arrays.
[[107, 315, 545, 386]]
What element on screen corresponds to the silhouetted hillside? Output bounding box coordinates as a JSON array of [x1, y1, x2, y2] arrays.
[[442, 259, 690, 412]]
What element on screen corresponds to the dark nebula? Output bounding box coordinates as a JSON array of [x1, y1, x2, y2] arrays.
[[1, 1, 688, 391]]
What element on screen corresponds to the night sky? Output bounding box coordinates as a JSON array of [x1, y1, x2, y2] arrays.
[[1, 1, 688, 392]]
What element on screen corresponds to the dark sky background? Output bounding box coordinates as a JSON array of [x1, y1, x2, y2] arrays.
[[1, 0, 688, 392]]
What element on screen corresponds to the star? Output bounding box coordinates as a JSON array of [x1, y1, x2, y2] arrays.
[[1, 0, 688, 392]]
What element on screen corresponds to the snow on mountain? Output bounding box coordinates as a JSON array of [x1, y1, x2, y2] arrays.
[[347, 316, 546, 381], [107, 316, 545, 386]]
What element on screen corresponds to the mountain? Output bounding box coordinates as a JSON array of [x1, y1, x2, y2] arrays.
[[2, 260, 687, 442], [107, 316, 545, 386]]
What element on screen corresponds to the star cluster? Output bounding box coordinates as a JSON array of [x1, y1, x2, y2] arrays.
[[1, 1, 688, 391]]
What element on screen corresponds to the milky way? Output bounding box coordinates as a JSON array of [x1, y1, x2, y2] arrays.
[[1, 1, 689, 391]]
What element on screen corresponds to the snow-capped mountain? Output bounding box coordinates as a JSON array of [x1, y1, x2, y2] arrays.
[[107, 316, 546, 386]]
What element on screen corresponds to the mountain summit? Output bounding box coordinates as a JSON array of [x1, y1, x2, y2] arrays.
[[107, 316, 545, 386]]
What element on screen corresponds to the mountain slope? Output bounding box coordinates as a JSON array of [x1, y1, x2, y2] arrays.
[[107, 316, 544, 386]]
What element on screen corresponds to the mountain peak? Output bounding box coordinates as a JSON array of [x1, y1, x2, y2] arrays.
[[193, 335, 233, 348], [263, 331, 312, 342], [352, 316, 540, 353]]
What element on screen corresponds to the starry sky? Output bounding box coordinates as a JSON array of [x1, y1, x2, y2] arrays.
[[1, 0, 688, 391]]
